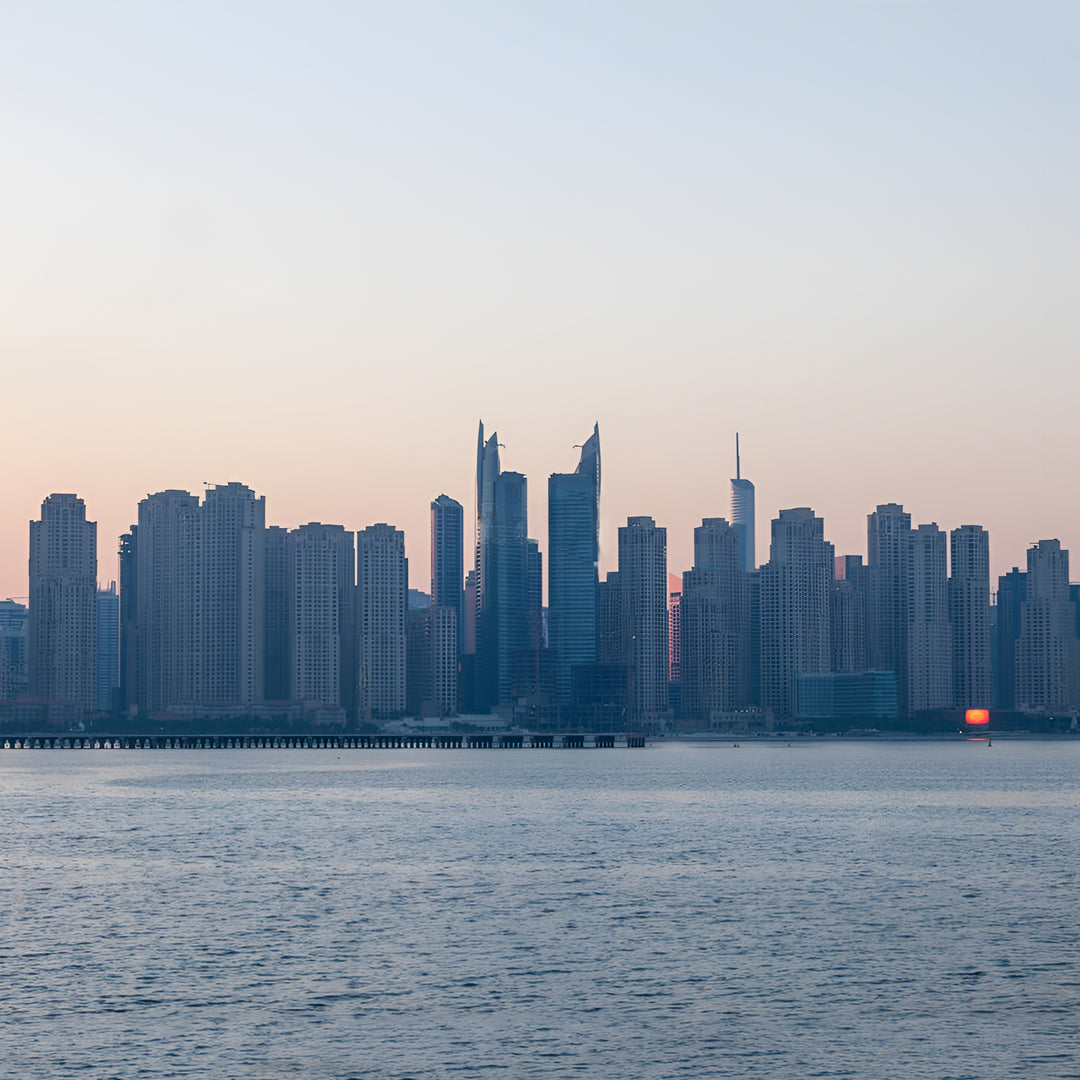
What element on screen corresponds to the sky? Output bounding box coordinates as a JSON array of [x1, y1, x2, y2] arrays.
[[3, 1, 1078, 600]]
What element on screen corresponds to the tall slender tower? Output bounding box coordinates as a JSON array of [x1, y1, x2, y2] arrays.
[[357, 523, 407, 719], [474, 422, 501, 708], [548, 424, 601, 704], [950, 525, 991, 709], [730, 434, 756, 573], [867, 503, 912, 715], [431, 494, 464, 627], [28, 494, 97, 712], [994, 567, 1026, 710], [474, 421, 530, 709], [96, 583, 119, 711], [118, 528, 138, 714], [907, 523, 952, 713], [263, 525, 291, 701], [618, 516, 669, 722]]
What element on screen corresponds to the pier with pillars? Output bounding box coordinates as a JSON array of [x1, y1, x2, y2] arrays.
[[1, 732, 648, 751]]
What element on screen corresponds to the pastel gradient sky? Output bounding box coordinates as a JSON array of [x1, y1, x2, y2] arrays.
[[3, 2, 1078, 600]]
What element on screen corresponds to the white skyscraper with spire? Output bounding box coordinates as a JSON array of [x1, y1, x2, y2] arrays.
[[730, 434, 756, 573]]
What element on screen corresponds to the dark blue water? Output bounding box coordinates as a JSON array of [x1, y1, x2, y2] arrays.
[[2, 740, 1078, 1079]]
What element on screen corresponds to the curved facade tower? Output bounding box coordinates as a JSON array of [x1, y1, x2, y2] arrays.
[[474, 421, 530, 710], [548, 423, 601, 704]]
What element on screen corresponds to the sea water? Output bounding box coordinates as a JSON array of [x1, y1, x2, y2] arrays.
[[2, 739, 1078, 1079]]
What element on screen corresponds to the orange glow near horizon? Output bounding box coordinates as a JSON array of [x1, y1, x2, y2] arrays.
[[965, 709, 990, 725]]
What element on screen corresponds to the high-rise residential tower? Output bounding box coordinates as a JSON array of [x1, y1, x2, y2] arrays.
[[950, 525, 991, 710], [759, 508, 833, 722], [136, 489, 199, 713], [907, 523, 952, 713], [290, 523, 355, 711], [730, 434, 756, 573], [680, 517, 750, 720], [617, 516, 669, 722], [1015, 540, 1080, 712], [28, 494, 97, 712], [196, 482, 266, 708], [867, 503, 912, 715], [547, 424, 601, 704], [357, 523, 407, 719]]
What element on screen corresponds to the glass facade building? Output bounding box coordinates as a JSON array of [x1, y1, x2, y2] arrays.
[[547, 424, 600, 705]]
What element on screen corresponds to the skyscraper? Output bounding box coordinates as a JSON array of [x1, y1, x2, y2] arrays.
[[28, 494, 97, 712], [1015, 540, 1080, 713], [950, 525, 991, 710], [867, 503, 912, 715], [994, 567, 1026, 710], [730, 434, 756, 573], [547, 424, 601, 704], [263, 525, 291, 701], [0, 599, 29, 701], [118, 528, 138, 714], [668, 576, 681, 688], [907, 523, 952, 713], [759, 508, 833, 722], [830, 555, 868, 674], [290, 523, 355, 711], [357, 523, 407, 719], [136, 489, 199, 713], [431, 494, 464, 644], [406, 604, 458, 717], [96, 582, 119, 711], [474, 421, 531, 710], [680, 517, 750, 720], [618, 516, 669, 722], [527, 538, 543, 647], [599, 571, 622, 665], [196, 482, 266, 709]]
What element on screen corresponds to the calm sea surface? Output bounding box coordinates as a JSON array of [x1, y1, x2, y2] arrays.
[[1, 739, 1078, 1079]]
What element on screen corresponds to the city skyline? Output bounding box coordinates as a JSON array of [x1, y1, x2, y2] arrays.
[[5, 10, 1077, 1079], [4, 430, 1078, 606], [13, 476, 1080, 727], [4, 4, 1079, 599]]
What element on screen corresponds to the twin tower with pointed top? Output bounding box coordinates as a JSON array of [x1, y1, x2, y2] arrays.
[[467, 420, 600, 713], [445, 422, 753, 722]]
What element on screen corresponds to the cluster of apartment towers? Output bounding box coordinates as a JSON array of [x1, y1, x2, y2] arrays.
[[4, 422, 1079, 729]]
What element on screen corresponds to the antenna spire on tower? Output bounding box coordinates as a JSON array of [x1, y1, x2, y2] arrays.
[[735, 432, 741, 481]]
